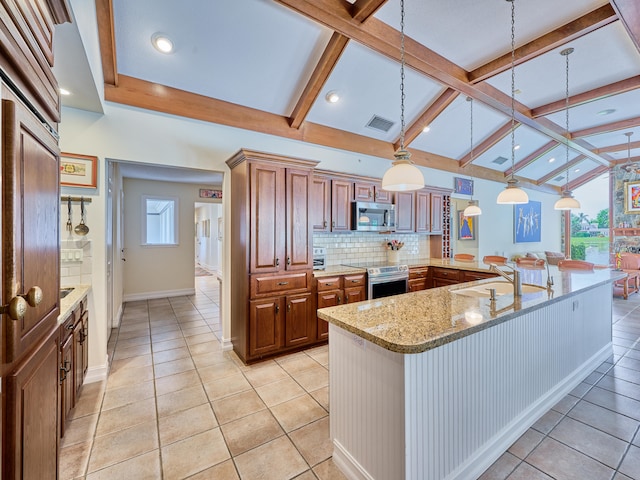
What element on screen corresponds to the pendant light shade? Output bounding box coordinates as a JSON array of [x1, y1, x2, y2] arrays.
[[463, 97, 482, 216], [554, 190, 580, 210], [463, 199, 482, 217], [497, 0, 528, 205], [382, 0, 425, 192]]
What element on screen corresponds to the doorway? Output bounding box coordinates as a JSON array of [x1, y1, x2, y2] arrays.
[[194, 202, 223, 276]]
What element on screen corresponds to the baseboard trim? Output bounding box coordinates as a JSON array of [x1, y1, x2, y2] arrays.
[[220, 336, 233, 351], [333, 440, 374, 480], [84, 354, 110, 384], [123, 288, 196, 302], [113, 303, 123, 328]]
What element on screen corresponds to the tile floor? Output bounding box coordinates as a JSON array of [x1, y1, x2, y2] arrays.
[[59, 276, 640, 479]]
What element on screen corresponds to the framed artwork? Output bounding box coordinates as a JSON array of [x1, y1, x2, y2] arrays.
[[458, 210, 476, 240], [60, 153, 98, 188], [199, 189, 222, 199], [454, 177, 473, 196], [624, 181, 640, 214], [514, 200, 541, 243]]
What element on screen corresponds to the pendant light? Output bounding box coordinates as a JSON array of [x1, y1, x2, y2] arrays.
[[381, 0, 425, 192], [554, 48, 580, 210], [463, 97, 482, 216], [496, 0, 528, 205], [621, 132, 639, 175]]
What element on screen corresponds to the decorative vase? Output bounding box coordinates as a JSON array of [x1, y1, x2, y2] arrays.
[[388, 249, 399, 264]]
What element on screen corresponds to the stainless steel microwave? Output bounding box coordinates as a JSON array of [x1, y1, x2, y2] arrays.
[[351, 202, 395, 232]]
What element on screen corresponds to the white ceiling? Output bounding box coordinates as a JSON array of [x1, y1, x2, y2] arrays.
[[54, 0, 640, 190]]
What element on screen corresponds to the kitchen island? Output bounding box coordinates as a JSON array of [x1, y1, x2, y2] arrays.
[[318, 266, 624, 480]]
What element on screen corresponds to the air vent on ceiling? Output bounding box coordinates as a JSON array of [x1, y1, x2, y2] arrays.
[[366, 115, 395, 133], [554, 175, 565, 182], [492, 156, 509, 165]]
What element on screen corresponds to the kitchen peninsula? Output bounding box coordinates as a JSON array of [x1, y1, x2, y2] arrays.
[[318, 265, 624, 480]]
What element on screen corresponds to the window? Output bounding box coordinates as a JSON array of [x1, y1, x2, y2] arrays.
[[142, 195, 179, 245]]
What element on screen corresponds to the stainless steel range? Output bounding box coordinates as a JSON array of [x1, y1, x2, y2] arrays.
[[343, 261, 409, 299]]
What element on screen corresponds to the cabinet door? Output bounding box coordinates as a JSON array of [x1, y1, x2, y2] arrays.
[[286, 168, 313, 270], [285, 293, 314, 347], [249, 298, 283, 357], [73, 320, 84, 398], [59, 333, 73, 438], [408, 279, 428, 292], [5, 327, 59, 480], [81, 311, 89, 380], [415, 190, 431, 233], [331, 180, 352, 231], [430, 192, 444, 233], [316, 290, 341, 340], [311, 176, 331, 232], [344, 287, 365, 303], [2, 90, 60, 363], [353, 182, 374, 201], [395, 191, 415, 233], [374, 186, 392, 204], [250, 163, 285, 273]]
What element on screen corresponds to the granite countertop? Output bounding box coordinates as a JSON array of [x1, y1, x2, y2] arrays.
[[318, 266, 625, 355], [58, 285, 91, 324], [313, 265, 367, 277]]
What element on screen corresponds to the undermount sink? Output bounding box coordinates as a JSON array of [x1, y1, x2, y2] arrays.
[[60, 287, 75, 299], [451, 281, 546, 298]]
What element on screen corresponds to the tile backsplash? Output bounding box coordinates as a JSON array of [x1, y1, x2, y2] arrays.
[[313, 232, 430, 266], [60, 239, 92, 286]]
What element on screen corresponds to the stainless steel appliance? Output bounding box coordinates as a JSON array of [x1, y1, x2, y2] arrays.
[[344, 261, 409, 299], [351, 202, 395, 232], [313, 247, 327, 270]]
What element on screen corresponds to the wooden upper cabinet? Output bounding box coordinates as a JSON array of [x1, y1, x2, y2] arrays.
[[286, 168, 313, 270], [395, 191, 415, 233], [353, 182, 391, 203], [415, 189, 431, 233], [374, 186, 392, 204], [250, 163, 286, 273], [311, 175, 331, 232], [331, 180, 351, 231], [430, 192, 444, 233]]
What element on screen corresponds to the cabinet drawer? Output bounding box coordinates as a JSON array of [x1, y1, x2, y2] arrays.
[[343, 274, 366, 288], [317, 276, 342, 292], [431, 267, 461, 281], [251, 272, 309, 297], [408, 278, 428, 292], [461, 271, 498, 282], [409, 267, 428, 279]]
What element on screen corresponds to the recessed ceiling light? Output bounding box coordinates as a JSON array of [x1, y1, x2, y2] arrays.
[[574, 168, 580, 173], [514, 89, 522, 95], [152, 33, 174, 54], [513, 144, 520, 151], [548, 157, 555, 163], [422, 126, 431, 133], [59, 88, 71, 96], [325, 91, 340, 104], [597, 108, 616, 116]]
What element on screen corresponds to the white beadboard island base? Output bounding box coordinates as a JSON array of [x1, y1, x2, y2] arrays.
[[328, 283, 613, 480]]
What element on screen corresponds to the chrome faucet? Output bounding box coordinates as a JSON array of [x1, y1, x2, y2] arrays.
[[489, 263, 522, 297], [545, 261, 554, 290]]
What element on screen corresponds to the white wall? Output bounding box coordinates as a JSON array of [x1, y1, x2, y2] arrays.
[[195, 203, 222, 273]]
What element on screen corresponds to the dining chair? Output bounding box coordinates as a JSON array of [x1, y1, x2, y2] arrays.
[[515, 257, 546, 268], [482, 255, 508, 265], [453, 253, 475, 262], [557, 259, 594, 271]]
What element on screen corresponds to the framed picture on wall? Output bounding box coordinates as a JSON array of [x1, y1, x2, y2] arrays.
[[514, 200, 541, 243], [624, 180, 640, 214], [458, 211, 476, 240], [454, 177, 473, 196], [60, 153, 98, 188]]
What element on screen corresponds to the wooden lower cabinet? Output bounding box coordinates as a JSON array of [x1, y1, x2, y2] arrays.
[[249, 298, 283, 358], [284, 293, 315, 347], [59, 334, 73, 438], [316, 273, 366, 340], [409, 267, 429, 292]]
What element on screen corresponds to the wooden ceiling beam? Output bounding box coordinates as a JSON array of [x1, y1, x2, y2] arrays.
[[469, 5, 618, 84], [611, 0, 640, 52], [351, 0, 388, 23], [458, 121, 516, 168], [504, 140, 558, 177], [595, 139, 640, 154], [612, 154, 640, 165], [532, 75, 640, 118], [571, 115, 640, 138], [536, 155, 585, 184], [567, 165, 610, 190], [95, 0, 118, 86], [399, 88, 459, 149], [288, 32, 349, 129]]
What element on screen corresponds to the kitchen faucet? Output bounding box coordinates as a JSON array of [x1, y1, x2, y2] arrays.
[[489, 263, 522, 297]]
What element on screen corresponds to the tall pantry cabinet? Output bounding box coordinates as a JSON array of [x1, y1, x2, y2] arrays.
[[0, 0, 70, 478], [227, 150, 320, 363]]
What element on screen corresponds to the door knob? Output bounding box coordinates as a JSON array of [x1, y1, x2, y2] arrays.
[[20, 286, 43, 307], [0, 296, 28, 320]]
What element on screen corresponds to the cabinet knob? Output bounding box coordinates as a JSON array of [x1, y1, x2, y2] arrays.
[[287, 303, 291, 312], [351, 279, 359, 283], [325, 282, 334, 286], [275, 258, 279, 267], [369, 191, 372, 198], [275, 304, 280, 314], [277, 281, 289, 286], [0, 296, 27, 321], [323, 220, 327, 228], [337, 296, 342, 304], [20, 286, 43, 307], [287, 257, 291, 266], [332, 221, 335, 228]]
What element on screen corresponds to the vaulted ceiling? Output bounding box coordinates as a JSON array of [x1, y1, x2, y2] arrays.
[[74, 0, 640, 192]]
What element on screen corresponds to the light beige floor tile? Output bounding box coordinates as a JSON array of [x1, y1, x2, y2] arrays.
[[106, 364, 154, 390], [112, 343, 152, 361], [477, 452, 520, 480], [61, 413, 99, 448], [310, 386, 329, 412], [182, 326, 211, 337], [95, 397, 156, 437], [159, 403, 218, 446], [153, 356, 195, 378], [198, 360, 241, 383], [527, 437, 614, 479], [203, 372, 252, 401], [151, 330, 184, 343], [211, 390, 266, 425], [220, 409, 284, 456], [110, 354, 153, 372], [308, 350, 328, 367], [567, 400, 639, 441], [155, 369, 202, 396], [152, 337, 188, 352], [289, 417, 332, 467], [295, 470, 318, 480], [149, 324, 181, 334], [157, 385, 208, 417], [192, 350, 228, 369], [68, 384, 105, 420], [255, 377, 306, 407], [291, 365, 328, 392], [185, 459, 239, 479], [234, 436, 307, 480], [619, 444, 640, 479], [85, 450, 161, 480], [507, 428, 544, 460], [87, 421, 159, 473], [270, 394, 327, 433], [507, 462, 553, 479], [277, 352, 319, 374], [101, 380, 155, 411], [59, 440, 92, 479], [115, 335, 151, 348], [161, 428, 230, 479], [185, 332, 218, 345], [188, 340, 222, 356], [530, 409, 563, 434], [243, 362, 289, 387], [152, 346, 190, 365]]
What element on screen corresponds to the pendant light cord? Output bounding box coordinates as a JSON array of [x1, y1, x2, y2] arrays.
[[469, 97, 475, 200], [509, 0, 516, 181], [399, 0, 406, 151], [564, 48, 570, 192]]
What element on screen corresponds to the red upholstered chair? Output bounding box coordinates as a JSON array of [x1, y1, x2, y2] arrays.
[[557, 260, 594, 271], [482, 255, 507, 265], [453, 253, 475, 262], [516, 257, 546, 269], [545, 251, 565, 266]]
